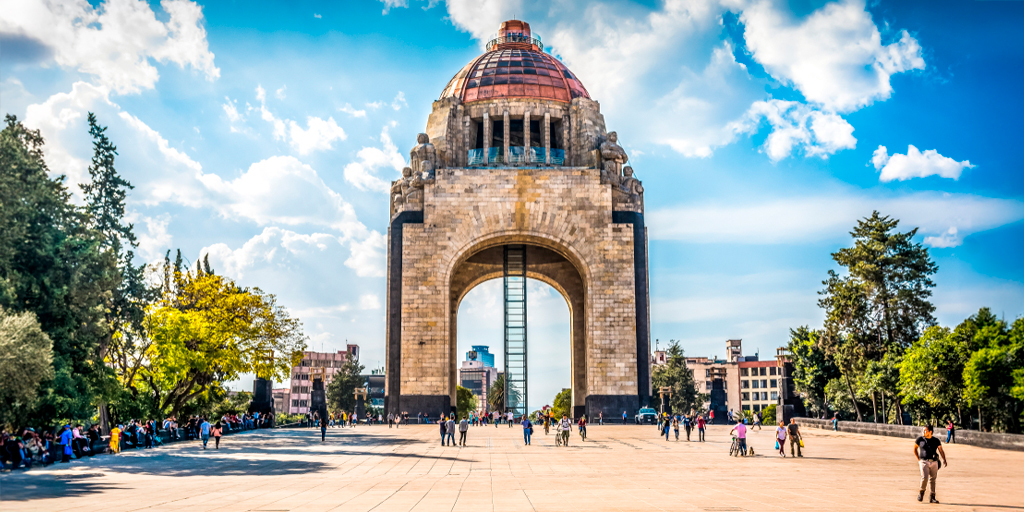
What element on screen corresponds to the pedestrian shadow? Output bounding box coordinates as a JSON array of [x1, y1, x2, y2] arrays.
[[944, 505, 1024, 510], [0, 472, 123, 502]]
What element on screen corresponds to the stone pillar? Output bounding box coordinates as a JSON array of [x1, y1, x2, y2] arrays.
[[503, 110, 510, 165], [524, 110, 531, 163], [544, 112, 551, 165], [483, 111, 490, 163]]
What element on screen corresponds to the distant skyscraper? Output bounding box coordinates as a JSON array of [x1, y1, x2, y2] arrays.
[[467, 345, 494, 367]]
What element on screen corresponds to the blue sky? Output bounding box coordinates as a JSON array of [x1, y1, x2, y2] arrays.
[[2, 0, 1022, 410]]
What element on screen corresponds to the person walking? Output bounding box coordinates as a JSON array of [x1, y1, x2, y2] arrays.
[[508, 411, 514, 428], [559, 415, 572, 446], [915, 425, 948, 504], [683, 415, 691, 441], [775, 421, 787, 457], [622, 411, 628, 424], [662, 417, 671, 441], [578, 415, 587, 442], [445, 416, 456, 446], [459, 416, 469, 446], [521, 416, 533, 445], [439, 417, 447, 446], [832, 413, 839, 431], [696, 414, 706, 442], [199, 418, 211, 450], [213, 422, 223, 449], [672, 416, 679, 441], [320, 415, 328, 442], [599, 411, 603, 425], [59, 425, 73, 463], [945, 419, 955, 444], [110, 424, 122, 454], [787, 418, 802, 457], [753, 413, 762, 431]]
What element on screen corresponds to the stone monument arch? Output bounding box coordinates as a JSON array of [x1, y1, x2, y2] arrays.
[[386, 19, 650, 420]]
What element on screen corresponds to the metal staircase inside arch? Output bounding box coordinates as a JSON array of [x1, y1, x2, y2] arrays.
[[503, 245, 527, 418]]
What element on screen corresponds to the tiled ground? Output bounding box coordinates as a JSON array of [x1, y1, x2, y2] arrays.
[[2, 423, 1022, 511]]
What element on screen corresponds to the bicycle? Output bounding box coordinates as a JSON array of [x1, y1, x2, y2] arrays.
[[729, 436, 747, 457]]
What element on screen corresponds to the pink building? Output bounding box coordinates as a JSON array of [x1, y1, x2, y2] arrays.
[[286, 344, 359, 414]]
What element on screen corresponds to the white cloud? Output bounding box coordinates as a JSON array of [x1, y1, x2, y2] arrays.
[[343, 125, 407, 193], [379, 0, 408, 15], [314, 13, 322, 19], [275, 85, 287, 100], [358, 294, 382, 310], [255, 85, 347, 154], [873, 145, 974, 182], [734, 0, 924, 112], [132, 213, 173, 263], [197, 156, 368, 239], [118, 111, 202, 171], [340, 104, 367, 118], [345, 231, 386, 277], [443, 0, 521, 41], [23, 81, 114, 191], [648, 192, 1024, 248], [732, 99, 856, 161], [203, 227, 338, 280], [0, 0, 219, 95], [391, 91, 407, 111], [287, 116, 347, 155]]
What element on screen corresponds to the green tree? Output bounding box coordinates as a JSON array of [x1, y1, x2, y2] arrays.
[[81, 113, 158, 429], [487, 374, 506, 413], [819, 212, 938, 422], [899, 326, 971, 425], [651, 341, 705, 415], [962, 314, 1024, 433], [860, 351, 903, 423], [456, 385, 478, 418], [326, 357, 366, 413], [550, 388, 572, 419], [786, 327, 841, 417], [0, 307, 55, 428], [0, 115, 117, 425]]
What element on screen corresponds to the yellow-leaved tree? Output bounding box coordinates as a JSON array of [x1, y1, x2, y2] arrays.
[[142, 252, 306, 418]]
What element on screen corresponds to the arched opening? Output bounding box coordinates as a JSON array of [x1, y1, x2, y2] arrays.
[[448, 242, 588, 418], [456, 278, 571, 415]]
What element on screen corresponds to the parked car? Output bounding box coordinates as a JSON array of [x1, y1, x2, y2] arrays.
[[635, 407, 658, 424]]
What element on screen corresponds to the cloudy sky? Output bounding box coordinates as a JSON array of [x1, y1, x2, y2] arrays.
[[2, 0, 1022, 410]]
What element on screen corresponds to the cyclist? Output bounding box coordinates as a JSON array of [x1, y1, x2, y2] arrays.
[[730, 421, 748, 456], [578, 415, 587, 441]]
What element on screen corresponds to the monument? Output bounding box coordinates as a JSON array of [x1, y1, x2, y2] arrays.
[[386, 20, 650, 421]]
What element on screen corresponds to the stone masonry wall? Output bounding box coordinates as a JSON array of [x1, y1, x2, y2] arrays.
[[394, 165, 639, 405]]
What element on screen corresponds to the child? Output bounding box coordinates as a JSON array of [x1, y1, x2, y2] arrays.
[[213, 422, 223, 449]]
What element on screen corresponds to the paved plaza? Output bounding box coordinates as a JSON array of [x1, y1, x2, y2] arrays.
[[2, 424, 1022, 512]]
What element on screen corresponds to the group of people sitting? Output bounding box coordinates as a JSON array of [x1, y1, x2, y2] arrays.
[[1, 424, 102, 470]]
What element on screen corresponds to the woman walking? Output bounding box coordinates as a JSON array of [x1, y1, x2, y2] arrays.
[[578, 415, 587, 442], [775, 421, 787, 457], [672, 416, 680, 441]]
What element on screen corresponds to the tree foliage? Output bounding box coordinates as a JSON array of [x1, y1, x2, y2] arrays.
[[786, 326, 840, 417], [0, 115, 117, 424], [456, 385, 477, 419], [141, 255, 307, 418], [550, 388, 572, 419], [0, 307, 54, 428], [326, 357, 366, 413], [651, 341, 705, 414]]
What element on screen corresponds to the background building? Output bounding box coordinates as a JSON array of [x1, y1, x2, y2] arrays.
[[287, 344, 360, 414], [459, 346, 498, 414], [272, 388, 289, 413], [738, 359, 780, 414]]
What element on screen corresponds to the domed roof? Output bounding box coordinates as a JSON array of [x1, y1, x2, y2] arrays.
[[439, 21, 590, 104]]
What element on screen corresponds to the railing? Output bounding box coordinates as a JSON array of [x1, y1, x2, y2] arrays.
[[467, 147, 565, 166], [485, 32, 543, 51]]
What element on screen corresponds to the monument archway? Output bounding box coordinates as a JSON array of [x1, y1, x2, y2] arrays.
[[385, 19, 651, 421], [450, 242, 588, 418]]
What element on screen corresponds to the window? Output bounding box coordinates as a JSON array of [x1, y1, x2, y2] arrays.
[[742, 380, 749, 389], [742, 392, 749, 401], [705, 369, 711, 377], [760, 367, 767, 376], [742, 404, 750, 411], [770, 367, 777, 376], [771, 391, 779, 400], [770, 379, 777, 388], [291, 399, 299, 407], [299, 400, 308, 407], [762, 392, 769, 401], [705, 381, 712, 390], [741, 368, 749, 376], [753, 404, 761, 412], [751, 380, 759, 389], [761, 379, 768, 388]]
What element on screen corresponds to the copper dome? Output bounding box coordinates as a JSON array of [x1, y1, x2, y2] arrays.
[[439, 21, 590, 104]]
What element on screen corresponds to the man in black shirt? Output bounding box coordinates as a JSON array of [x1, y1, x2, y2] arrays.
[[914, 425, 948, 504]]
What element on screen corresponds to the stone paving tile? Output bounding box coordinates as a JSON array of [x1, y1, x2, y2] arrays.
[[2, 425, 1024, 511]]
